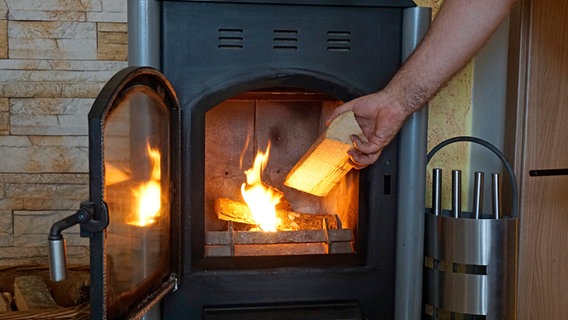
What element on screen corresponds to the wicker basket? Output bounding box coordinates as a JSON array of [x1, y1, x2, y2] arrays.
[[0, 264, 90, 319]]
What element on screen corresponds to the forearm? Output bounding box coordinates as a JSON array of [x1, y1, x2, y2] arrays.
[[385, 0, 517, 115]]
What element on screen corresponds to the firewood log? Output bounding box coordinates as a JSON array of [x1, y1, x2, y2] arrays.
[[214, 197, 339, 230], [0, 292, 12, 312], [13, 275, 61, 311], [284, 111, 367, 196]]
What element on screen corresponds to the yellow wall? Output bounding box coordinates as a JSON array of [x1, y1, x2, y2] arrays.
[[414, 0, 474, 210]]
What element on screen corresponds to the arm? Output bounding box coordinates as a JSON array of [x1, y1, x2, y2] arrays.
[[330, 0, 517, 168]]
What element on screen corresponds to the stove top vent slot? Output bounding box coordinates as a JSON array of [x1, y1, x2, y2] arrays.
[[327, 31, 351, 52], [273, 29, 298, 50], [218, 28, 244, 49]]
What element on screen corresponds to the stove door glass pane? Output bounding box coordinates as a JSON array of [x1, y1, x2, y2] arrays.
[[102, 86, 171, 317]]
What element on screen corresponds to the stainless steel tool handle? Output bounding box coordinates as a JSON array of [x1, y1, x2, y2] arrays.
[[426, 136, 518, 218], [473, 172, 484, 219], [492, 173, 501, 219], [451, 170, 462, 218], [432, 168, 443, 216]]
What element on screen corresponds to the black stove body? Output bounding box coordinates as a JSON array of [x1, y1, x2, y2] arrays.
[[81, 1, 430, 319]]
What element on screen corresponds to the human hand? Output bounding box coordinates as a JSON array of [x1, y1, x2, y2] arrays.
[[328, 90, 410, 169]]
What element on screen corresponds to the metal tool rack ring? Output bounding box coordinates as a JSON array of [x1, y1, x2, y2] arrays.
[[426, 135, 518, 217]]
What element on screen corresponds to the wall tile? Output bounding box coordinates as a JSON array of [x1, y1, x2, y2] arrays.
[[87, 12, 127, 23], [0, 98, 8, 112], [47, 59, 127, 71], [101, 0, 126, 12], [0, 69, 118, 82], [1, 81, 104, 98], [10, 115, 88, 135], [0, 59, 53, 70], [7, 183, 88, 201], [0, 234, 13, 247], [10, 98, 94, 114], [8, 10, 87, 22], [5, 0, 101, 12], [0, 112, 9, 135], [0, 210, 13, 245], [0, 0, 125, 262], [0, 145, 88, 173], [0, 245, 88, 266], [8, 21, 97, 59], [0, 98, 8, 135], [9, 21, 96, 39], [0, 173, 88, 184], [0, 1, 7, 16], [0, 198, 24, 211], [9, 38, 97, 60], [0, 20, 7, 59], [0, 247, 48, 263], [0, 135, 33, 147]]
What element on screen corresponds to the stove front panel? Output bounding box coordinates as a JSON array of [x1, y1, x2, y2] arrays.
[[162, 1, 405, 103], [157, 1, 408, 318]]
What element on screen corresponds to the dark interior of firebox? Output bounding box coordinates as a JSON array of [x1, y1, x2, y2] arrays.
[[203, 88, 360, 257]]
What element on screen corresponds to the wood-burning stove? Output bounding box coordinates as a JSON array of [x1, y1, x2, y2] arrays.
[[62, 1, 431, 319]]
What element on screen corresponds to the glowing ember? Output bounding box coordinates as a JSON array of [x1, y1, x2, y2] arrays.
[[241, 142, 282, 232], [130, 144, 162, 226]]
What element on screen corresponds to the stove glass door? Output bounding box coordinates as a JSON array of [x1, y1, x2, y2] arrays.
[[87, 67, 181, 319]]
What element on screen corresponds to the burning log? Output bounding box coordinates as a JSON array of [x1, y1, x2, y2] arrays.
[[214, 197, 340, 230], [284, 111, 367, 197]]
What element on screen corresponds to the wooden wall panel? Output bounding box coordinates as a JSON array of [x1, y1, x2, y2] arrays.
[[516, 0, 568, 318]]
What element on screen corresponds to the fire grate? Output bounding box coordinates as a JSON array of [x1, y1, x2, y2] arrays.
[[206, 196, 354, 256], [205, 222, 354, 257]]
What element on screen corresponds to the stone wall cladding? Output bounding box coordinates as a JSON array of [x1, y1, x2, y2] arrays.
[[0, 0, 127, 266]]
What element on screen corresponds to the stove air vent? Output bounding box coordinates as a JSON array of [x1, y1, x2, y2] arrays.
[[273, 29, 298, 50], [327, 31, 351, 52], [218, 28, 244, 49]]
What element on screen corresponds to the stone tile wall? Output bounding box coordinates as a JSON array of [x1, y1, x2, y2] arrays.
[[0, 0, 127, 266]]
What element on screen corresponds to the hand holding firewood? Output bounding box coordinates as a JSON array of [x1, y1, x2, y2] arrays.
[[284, 111, 367, 197], [327, 91, 409, 170], [327, 0, 516, 169]]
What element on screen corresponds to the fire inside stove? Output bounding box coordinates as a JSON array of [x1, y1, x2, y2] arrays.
[[204, 89, 359, 257]]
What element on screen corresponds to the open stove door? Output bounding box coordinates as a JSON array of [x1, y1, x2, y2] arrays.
[[83, 66, 181, 319]]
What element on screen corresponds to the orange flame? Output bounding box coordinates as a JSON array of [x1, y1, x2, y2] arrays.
[[130, 144, 162, 226], [241, 142, 282, 232]]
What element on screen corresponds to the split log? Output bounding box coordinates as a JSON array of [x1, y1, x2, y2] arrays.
[[204, 229, 355, 257], [48, 270, 90, 307], [235, 243, 328, 256], [284, 111, 367, 197], [206, 229, 353, 245], [13, 275, 61, 311], [0, 292, 12, 312], [214, 197, 339, 230]]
